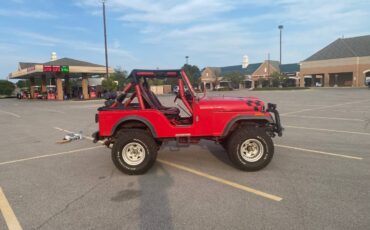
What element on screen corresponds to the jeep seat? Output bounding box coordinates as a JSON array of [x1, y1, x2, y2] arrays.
[[138, 83, 180, 119]]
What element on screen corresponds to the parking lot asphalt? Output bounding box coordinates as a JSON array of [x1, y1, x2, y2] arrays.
[[0, 88, 369, 230]]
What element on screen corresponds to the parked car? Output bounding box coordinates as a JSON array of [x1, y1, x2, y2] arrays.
[[93, 69, 283, 175]]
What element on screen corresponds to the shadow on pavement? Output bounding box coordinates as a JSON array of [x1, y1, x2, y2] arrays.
[[200, 140, 233, 167], [138, 163, 174, 230]]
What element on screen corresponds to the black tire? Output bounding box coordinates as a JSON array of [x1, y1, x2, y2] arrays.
[[227, 128, 274, 171], [219, 138, 228, 150], [112, 129, 158, 175]]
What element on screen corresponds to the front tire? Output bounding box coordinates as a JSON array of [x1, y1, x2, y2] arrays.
[[112, 130, 158, 175], [227, 128, 274, 171]]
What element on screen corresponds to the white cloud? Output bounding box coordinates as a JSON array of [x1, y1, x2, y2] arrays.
[[0, 9, 57, 19], [4, 0, 369, 73], [54, 25, 90, 33], [118, 0, 233, 24], [77, 0, 235, 24], [12, 31, 64, 45], [6, 29, 137, 61]]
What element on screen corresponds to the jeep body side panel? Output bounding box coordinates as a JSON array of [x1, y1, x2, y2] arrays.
[[99, 101, 273, 138], [99, 110, 195, 138], [196, 97, 273, 137]]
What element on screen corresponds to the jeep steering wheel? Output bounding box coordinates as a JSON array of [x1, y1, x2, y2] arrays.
[[174, 92, 181, 102], [174, 91, 193, 103]]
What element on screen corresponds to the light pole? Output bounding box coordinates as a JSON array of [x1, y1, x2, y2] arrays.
[[185, 56, 189, 65], [278, 25, 283, 65], [102, 0, 109, 78]]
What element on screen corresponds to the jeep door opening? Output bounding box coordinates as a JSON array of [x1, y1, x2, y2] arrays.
[[93, 69, 283, 175]]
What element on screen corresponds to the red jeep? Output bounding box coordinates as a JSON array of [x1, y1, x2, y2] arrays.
[[93, 69, 283, 175]]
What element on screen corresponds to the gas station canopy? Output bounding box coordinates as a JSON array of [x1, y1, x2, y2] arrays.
[[9, 57, 114, 79], [9, 57, 115, 100]]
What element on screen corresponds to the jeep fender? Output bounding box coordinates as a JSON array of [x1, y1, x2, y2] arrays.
[[221, 115, 273, 138], [111, 116, 158, 138]]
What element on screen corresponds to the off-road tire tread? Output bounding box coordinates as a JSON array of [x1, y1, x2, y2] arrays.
[[112, 129, 158, 175], [227, 127, 274, 171]]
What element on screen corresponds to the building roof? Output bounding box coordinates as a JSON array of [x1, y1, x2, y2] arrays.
[[280, 63, 300, 73], [42, 57, 105, 67], [220, 63, 262, 75], [10, 57, 113, 79], [19, 62, 41, 69], [269, 61, 280, 71], [304, 35, 370, 61], [18, 57, 105, 70]]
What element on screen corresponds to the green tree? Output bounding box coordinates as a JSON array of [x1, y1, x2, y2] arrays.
[[269, 71, 287, 87], [222, 72, 245, 89], [16, 80, 30, 89], [102, 77, 118, 92], [110, 67, 128, 90], [0, 80, 15, 95], [182, 64, 201, 85]]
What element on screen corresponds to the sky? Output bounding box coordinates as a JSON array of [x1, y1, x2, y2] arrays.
[[1, 0, 370, 79]]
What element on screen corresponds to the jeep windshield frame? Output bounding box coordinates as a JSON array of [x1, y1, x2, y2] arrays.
[[128, 69, 196, 99], [118, 69, 196, 113]]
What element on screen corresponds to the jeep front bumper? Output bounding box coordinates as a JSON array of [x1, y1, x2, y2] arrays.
[[267, 103, 283, 137]]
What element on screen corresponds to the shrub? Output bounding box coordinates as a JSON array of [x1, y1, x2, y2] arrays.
[[0, 80, 15, 95]]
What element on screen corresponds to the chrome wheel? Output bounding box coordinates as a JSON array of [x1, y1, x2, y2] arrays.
[[240, 139, 264, 162], [121, 142, 146, 166]]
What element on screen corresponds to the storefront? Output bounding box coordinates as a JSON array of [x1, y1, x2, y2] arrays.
[[300, 35, 370, 87]]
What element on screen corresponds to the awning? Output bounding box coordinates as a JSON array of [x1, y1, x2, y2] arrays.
[[304, 75, 312, 79]]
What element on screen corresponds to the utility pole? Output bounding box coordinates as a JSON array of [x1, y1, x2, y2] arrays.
[[268, 53, 271, 87], [102, 0, 109, 78], [267, 53, 270, 77], [278, 25, 283, 65]]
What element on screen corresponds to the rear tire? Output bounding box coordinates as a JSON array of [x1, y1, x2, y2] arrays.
[[227, 128, 274, 171], [112, 129, 157, 175]]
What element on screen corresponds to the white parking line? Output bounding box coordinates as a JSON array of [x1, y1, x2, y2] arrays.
[[0, 187, 22, 230], [282, 115, 365, 122], [0, 146, 104, 166], [69, 100, 104, 103], [54, 127, 105, 144], [38, 108, 65, 114], [276, 144, 363, 160], [321, 109, 370, 113], [54, 127, 92, 140], [158, 159, 283, 201], [278, 104, 325, 107], [0, 110, 21, 118], [281, 99, 370, 115], [78, 105, 101, 108], [285, 125, 370, 136]]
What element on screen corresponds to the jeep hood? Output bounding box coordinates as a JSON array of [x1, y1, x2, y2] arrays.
[[198, 96, 265, 112]]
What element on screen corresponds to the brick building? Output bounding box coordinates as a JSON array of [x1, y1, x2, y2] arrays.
[[200, 59, 300, 89], [300, 35, 370, 87]]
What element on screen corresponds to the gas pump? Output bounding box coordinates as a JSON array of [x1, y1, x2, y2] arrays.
[[31, 86, 41, 99], [47, 85, 56, 100], [18, 87, 30, 99], [89, 86, 97, 99]]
